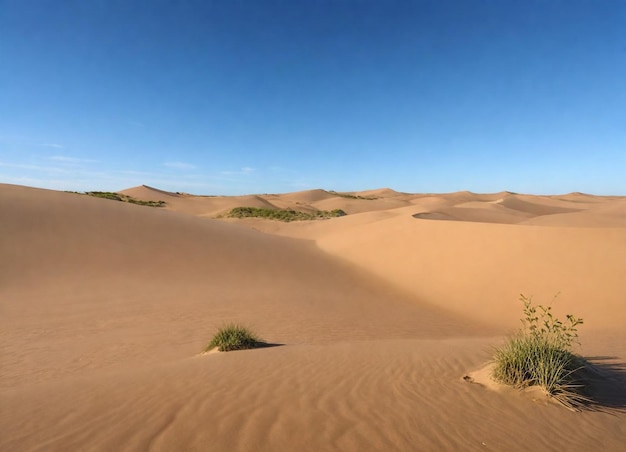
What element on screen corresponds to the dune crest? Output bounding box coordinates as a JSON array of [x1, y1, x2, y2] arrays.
[[111, 185, 625, 228]]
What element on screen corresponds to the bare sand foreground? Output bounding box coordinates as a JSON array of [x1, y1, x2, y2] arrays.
[[1, 183, 625, 451]]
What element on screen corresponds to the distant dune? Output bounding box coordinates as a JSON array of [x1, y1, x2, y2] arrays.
[[1, 183, 625, 451], [121, 185, 625, 228], [120, 184, 183, 200]]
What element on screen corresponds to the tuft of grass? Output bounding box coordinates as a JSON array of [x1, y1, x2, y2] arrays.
[[492, 294, 589, 411], [204, 324, 261, 352], [223, 206, 346, 222]]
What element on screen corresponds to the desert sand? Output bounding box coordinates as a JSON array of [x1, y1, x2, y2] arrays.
[[1, 183, 625, 451]]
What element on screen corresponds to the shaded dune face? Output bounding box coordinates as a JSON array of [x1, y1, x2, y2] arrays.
[[1, 184, 625, 451], [1, 184, 485, 388]]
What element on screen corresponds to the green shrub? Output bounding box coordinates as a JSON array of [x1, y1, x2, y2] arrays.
[[224, 206, 346, 221], [86, 191, 124, 201], [492, 294, 588, 410], [327, 190, 378, 200], [84, 191, 166, 207], [204, 324, 261, 352]]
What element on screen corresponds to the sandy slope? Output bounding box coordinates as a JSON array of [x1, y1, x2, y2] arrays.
[[231, 191, 625, 330], [1, 183, 625, 451]]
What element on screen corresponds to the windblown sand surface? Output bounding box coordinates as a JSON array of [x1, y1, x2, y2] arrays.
[[1, 183, 625, 451]]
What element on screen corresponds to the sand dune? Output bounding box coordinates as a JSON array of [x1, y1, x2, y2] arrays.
[[1, 183, 625, 451], [316, 216, 626, 329], [269, 188, 337, 203], [356, 187, 401, 197], [120, 185, 282, 217], [413, 203, 534, 224], [120, 184, 184, 201], [497, 194, 584, 216], [313, 196, 411, 215], [521, 200, 626, 227], [120, 185, 625, 228]]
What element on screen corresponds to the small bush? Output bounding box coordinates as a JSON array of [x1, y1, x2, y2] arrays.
[[87, 191, 124, 201], [492, 294, 588, 410], [84, 191, 166, 207], [327, 190, 378, 200], [224, 206, 346, 221], [205, 324, 261, 352]]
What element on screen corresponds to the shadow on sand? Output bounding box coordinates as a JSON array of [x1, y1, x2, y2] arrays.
[[252, 342, 284, 349], [581, 356, 626, 413]]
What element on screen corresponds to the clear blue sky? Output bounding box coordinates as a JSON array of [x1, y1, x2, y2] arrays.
[[1, 0, 624, 195]]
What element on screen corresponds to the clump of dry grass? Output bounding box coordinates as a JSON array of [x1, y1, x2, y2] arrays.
[[205, 324, 261, 352], [492, 294, 589, 411]]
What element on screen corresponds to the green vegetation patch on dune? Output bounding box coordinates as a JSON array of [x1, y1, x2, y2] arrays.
[[492, 294, 589, 411], [83, 191, 166, 207], [205, 324, 262, 352], [224, 206, 347, 221], [327, 190, 378, 200]]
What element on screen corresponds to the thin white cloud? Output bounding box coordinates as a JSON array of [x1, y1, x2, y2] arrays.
[[221, 167, 256, 176], [163, 161, 197, 170], [1, 152, 223, 193], [48, 155, 98, 163], [0, 161, 67, 173], [41, 143, 64, 149]]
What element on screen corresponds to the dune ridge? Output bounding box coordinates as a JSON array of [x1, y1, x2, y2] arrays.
[[1, 183, 625, 451], [118, 184, 625, 227]]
